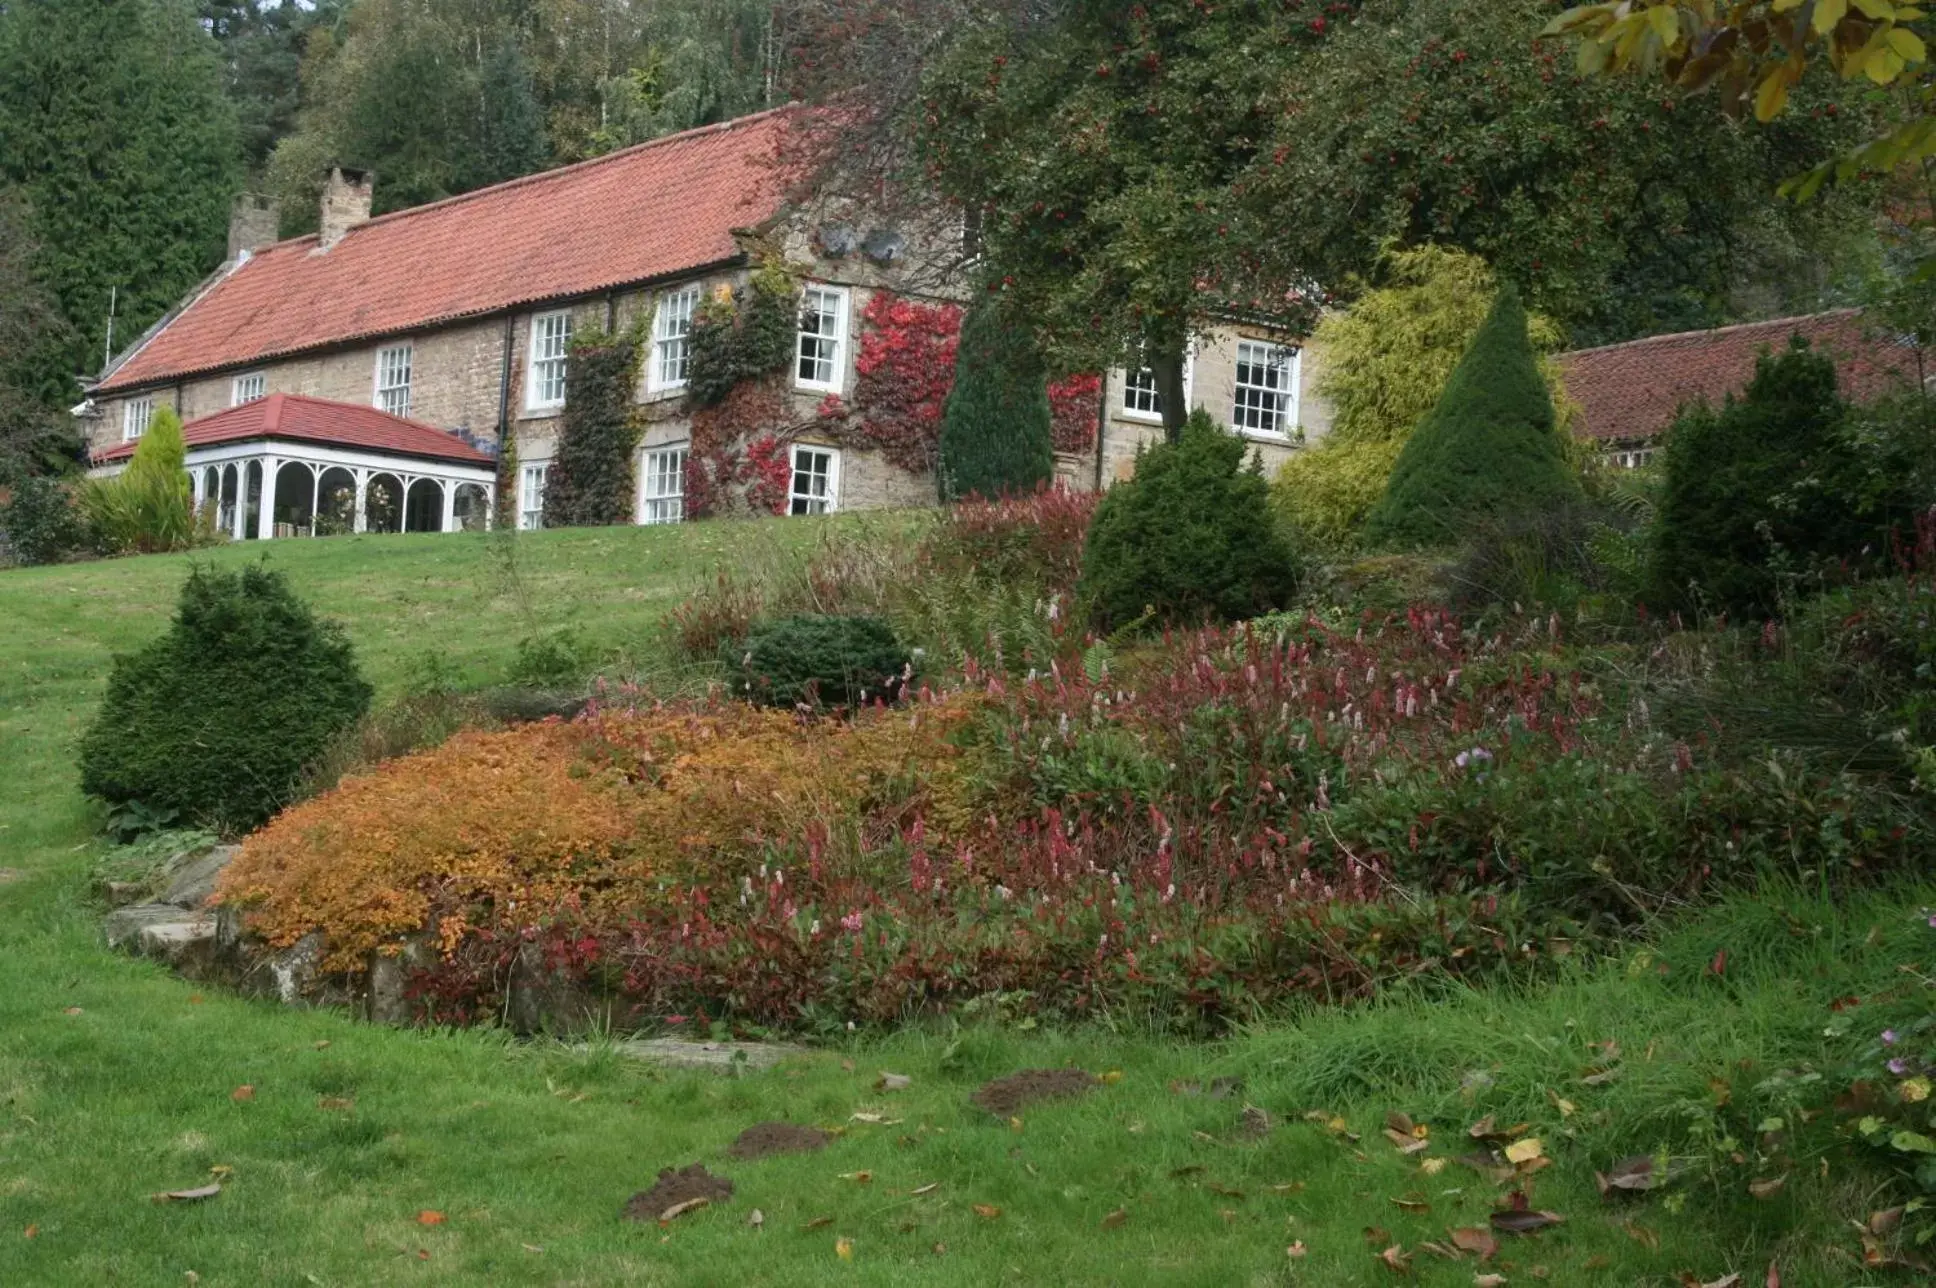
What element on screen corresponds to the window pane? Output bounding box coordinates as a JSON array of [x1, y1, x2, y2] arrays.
[[233, 373, 265, 406], [1123, 368, 1162, 417], [532, 313, 572, 406], [796, 288, 842, 388], [654, 289, 697, 388], [788, 447, 835, 516], [1232, 341, 1293, 435], [641, 447, 687, 524], [519, 463, 547, 530], [376, 345, 413, 418]]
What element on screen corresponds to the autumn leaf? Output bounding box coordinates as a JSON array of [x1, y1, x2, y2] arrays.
[[416, 1210, 445, 1226], [1378, 1243, 1414, 1274], [659, 1197, 711, 1222], [23, 1224, 37, 1239], [973, 1204, 1002, 1220], [747, 1209, 763, 1230], [1747, 1175, 1786, 1200], [1287, 1240, 1307, 1259], [1474, 1276, 1508, 1288], [1489, 1208, 1564, 1235], [801, 1216, 833, 1231], [152, 1184, 221, 1203], [1595, 1155, 1657, 1197], [1100, 1070, 1124, 1085], [1420, 1157, 1447, 1176], [229, 1085, 255, 1103], [875, 1072, 911, 1092], [1451, 1226, 1499, 1260], [910, 1182, 939, 1196], [838, 1171, 873, 1184], [1503, 1138, 1544, 1166], [835, 1236, 853, 1261], [1390, 1195, 1430, 1214], [1101, 1207, 1127, 1228]]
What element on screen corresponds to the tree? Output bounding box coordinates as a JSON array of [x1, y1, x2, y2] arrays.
[[0, 189, 81, 482], [0, 0, 242, 393], [474, 37, 551, 188], [201, 0, 351, 175], [1242, 0, 1876, 346], [937, 294, 1054, 500], [1363, 287, 1581, 550], [80, 406, 197, 555], [917, 0, 1331, 441]]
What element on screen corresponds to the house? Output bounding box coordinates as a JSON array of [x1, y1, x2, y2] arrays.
[[80, 108, 1332, 533], [1558, 309, 1925, 468]]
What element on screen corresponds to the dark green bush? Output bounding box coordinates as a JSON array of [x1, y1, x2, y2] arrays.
[[78, 564, 373, 834], [937, 296, 1055, 501], [1364, 286, 1581, 550], [737, 613, 911, 709], [1651, 340, 1922, 617], [0, 473, 88, 565], [542, 327, 643, 527], [1077, 411, 1298, 630]]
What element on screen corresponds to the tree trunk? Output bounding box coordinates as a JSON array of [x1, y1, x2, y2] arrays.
[[1151, 342, 1188, 443]]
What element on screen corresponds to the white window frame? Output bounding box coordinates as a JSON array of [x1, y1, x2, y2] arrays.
[[648, 287, 700, 395], [1230, 340, 1300, 439], [373, 343, 413, 418], [527, 310, 573, 412], [122, 396, 154, 442], [787, 443, 841, 516], [1119, 352, 1196, 424], [794, 285, 850, 394], [518, 462, 548, 531], [637, 445, 688, 525], [231, 372, 266, 406]]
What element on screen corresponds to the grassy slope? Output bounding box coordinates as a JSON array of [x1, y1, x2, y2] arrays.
[[0, 522, 1925, 1286]]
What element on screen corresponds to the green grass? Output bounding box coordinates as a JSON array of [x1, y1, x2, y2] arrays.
[[0, 522, 1927, 1285]]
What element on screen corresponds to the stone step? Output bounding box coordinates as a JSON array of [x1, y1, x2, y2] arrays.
[[104, 903, 216, 967]]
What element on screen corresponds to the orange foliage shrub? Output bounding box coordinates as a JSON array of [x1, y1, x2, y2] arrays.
[[217, 699, 972, 970]]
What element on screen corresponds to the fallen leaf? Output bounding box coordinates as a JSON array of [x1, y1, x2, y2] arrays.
[[835, 1236, 853, 1261], [849, 1112, 902, 1125], [1708, 948, 1729, 976], [1207, 1182, 1245, 1199], [1419, 1240, 1461, 1260], [153, 1184, 221, 1204], [972, 1204, 1001, 1220], [1270, 1181, 1307, 1193], [801, 1216, 833, 1231], [1595, 1155, 1656, 1197], [317, 1097, 353, 1111], [838, 1171, 873, 1184], [1101, 1207, 1127, 1228], [1503, 1138, 1544, 1166], [22, 1225, 36, 1239], [1474, 1276, 1509, 1287], [207, 1165, 233, 1181], [1008, 1116, 1023, 1133], [416, 1210, 445, 1226], [1387, 1111, 1419, 1136], [1622, 1220, 1659, 1250], [1546, 1090, 1576, 1119], [1451, 1226, 1499, 1260], [521, 1243, 544, 1253], [1287, 1240, 1307, 1259], [312, 1040, 329, 1050], [932, 1242, 946, 1255], [876, 1072, 911, 1093], [1420, 1157, 1448, 1176], [1389, 1195, 1430, 1214], [1690, 1275, 1741, 1288], [187, 994, 203, 1004], [229, 1085, 254, 1103], [747, 1209, 763, 1230], [910, 1182, 939, 1196], [1364, 1226, 1393, 1248], [1378, 1243, 1413, 1274], [1100, 1070, 1124, 1085], [1489, 1209, 1563, 1235], [1455, 1151, 1517, 1185], [62, 1007, 81, 1016], [1868, 1206, 1905, 1235], [1747, 1175, 1786, 1200], [659, 1197, 710, 1222], [416, 1250, 429, 1261], [1386, 1128, 1432, 1155], [1468, 1116, 1527, 1142]]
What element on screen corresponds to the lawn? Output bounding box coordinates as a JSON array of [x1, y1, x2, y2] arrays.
[[0, 521, 1926, 1286]]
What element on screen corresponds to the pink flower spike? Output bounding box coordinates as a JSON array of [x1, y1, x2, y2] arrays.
[[1888, 1058, 1911, 1075], [1882, 1029, 1899, 1045]]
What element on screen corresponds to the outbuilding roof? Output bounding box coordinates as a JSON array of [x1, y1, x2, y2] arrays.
[[1559, 308, 1924, 443], [95, 108, 795, 395], [90, 394, 496, 466]]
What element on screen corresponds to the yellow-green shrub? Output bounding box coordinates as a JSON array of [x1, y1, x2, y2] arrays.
[[81, 407, 207, 554]]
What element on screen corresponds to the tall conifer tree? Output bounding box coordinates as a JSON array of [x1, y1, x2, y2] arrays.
[[937, 295, 1055, 501]]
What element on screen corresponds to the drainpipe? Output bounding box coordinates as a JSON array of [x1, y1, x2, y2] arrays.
[[1092, 375, 1108, 494], [495, 315, 515, 448]]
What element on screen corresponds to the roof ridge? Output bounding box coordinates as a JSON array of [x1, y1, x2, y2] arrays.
[[1560, 308, 1864, 360], [319, 105, 799, 246]]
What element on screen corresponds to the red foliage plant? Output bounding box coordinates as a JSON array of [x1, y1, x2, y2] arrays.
[[687, 384, 796, 518], [1047, 371, 1103, 454]]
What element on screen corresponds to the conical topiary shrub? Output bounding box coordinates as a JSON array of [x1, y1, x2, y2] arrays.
[[1362, 286, 1580, 550], [937, 295, 1055, 500]]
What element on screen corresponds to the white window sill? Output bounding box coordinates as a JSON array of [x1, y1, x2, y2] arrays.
[[641, 383, 687, 403], [1117, 409, 1165, 425], [519, 403, 566, 421], [795, 379, 842, 396]]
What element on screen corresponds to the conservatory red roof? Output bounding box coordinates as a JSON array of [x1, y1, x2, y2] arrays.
[[90, 394, 494, 466], [94, 108, 796, 394], [1559, 309, 1922, 443]]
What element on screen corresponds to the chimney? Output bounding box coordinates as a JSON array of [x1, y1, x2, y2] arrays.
[[318, 166, 374, 251], [227, 193, 281, 262]]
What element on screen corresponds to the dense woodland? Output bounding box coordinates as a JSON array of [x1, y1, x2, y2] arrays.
[[0, 0, 1902, 482]]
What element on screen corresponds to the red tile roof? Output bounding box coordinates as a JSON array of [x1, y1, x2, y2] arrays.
[[96, 109, 796, 394], [91, 394, 495, 466], [1559, 309, 1924, 443]]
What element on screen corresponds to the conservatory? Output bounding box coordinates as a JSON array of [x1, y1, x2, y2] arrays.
[[89, 393, 496, 539]]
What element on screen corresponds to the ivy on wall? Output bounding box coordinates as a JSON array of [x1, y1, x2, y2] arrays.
[[543, 323, 645, 527], [684, 252, 808, 517], [687, 257, 799, 407], [687, 384, 795, 519], [819, 290, 1102, 473]]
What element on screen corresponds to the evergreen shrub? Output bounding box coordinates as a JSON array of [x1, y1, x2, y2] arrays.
[[81, 407, 202, 554], [937, 296, 1054, 500], [1078, 411, 1298, 630], [737, 613, 911, 709], [1650, 339, 1916, 617], [0, 474, 88, 565], [1363, 287, 1581, 550], [78, 564, 373, 834]]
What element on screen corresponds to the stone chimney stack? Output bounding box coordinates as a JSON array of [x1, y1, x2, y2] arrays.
[[318, 166, 374, 251], [227, 193, 281, 262]]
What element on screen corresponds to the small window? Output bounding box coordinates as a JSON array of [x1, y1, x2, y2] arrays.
[[122, 396, 154, 441], [518, 462, 548, 531], [650, 288, 700, 392], [1122, 367, 1163, 420], [528, 311, 572, 410], [1231, 341, 1298, 436], [639, 446, 687, 524], [795, 286, 848, 392], [375, 343, 413, 418], [787, 444, 840, 516], [231, 372, 266, 406]]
